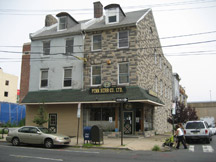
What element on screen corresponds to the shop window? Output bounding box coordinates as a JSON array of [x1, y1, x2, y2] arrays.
[[144, 107, 153, 131], [90, 108, 115, 121]]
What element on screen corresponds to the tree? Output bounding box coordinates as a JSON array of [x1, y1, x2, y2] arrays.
[[167, 101, 198, 124], [33, 104, 48, 127]]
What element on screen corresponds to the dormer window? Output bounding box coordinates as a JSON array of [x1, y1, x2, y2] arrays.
[[59, 16, 67, 30], [109, 15, 117, 23]]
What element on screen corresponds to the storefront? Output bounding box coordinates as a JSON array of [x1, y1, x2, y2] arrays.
[[22, 86, 163, 136]]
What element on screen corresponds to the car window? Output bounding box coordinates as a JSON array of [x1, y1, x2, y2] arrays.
[[186, 122, 205, 129], [18, 127, 30, 133], [38, 127, 52, 134], [29, 128, 39, 133]]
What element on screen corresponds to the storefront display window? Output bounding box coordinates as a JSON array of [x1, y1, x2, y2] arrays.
[[90, 108, 115, 121], [144, 107, 154, 131]]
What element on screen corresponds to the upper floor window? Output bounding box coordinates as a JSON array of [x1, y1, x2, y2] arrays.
[[159, 55, 162, 69], [63, 68, 72, 87], [66, 39, 74, 54], [40, 70, 48, 88], [118, 31, 129, 48], [154, 49, 157, 64], [59, 16, 67, 30], [4, 91, 8, 97], [5, 80, 9, 86], [92, 35, 102, 51], [91, 65, 101, 86], [154, 76, 158, 93], [118, 63, 129, 84], [109, 16, 117, 23], [160, 80, 163, 96], [43, 41, 50, 56]]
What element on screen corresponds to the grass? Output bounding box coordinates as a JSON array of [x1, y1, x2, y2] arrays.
[[152, 145, 161, 151]]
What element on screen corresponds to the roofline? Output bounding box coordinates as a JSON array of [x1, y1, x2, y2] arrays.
[[136, 8, 151, 25], [22, 99, 164, 106]]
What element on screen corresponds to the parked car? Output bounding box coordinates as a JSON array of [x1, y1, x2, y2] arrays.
[[184, 120, 212, 144], [209, 126, 216, 135], [6, 126, 71, 148]]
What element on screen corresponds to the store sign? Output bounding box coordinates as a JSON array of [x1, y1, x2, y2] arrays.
[[90, 87, 126, 94]]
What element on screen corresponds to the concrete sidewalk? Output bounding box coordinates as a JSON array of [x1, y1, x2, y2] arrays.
[[1, 133, 171, 151]]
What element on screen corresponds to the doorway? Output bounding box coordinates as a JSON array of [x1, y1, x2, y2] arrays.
[[124, 112, 133, 134]]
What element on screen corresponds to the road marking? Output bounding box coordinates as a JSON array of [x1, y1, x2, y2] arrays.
[[189, 145, 194, 152], [202, 145, 214, 153], [1, 145, 99, 154], [10, 154, 63, 161]]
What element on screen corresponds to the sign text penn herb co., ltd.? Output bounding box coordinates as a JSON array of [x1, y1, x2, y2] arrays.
[[90, 87, 126, 94]]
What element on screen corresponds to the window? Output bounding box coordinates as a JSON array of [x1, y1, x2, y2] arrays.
[[91, 65, 101, 85], [159, 55, 162, 69], [18, 127, 30, 133], [118, 63, 129, 84], [5, 80, 9, 86], [92, 35, 101, 51], [66, 39, 74, 54], [40, 70, 48, 88], [144, 107, 154, 131], [109, 16, 117, 23], [4, 91, 8, 97], [154, 49, 157, 64], [90, 108, 115, 121], [59, 16, 67, 30], [43, 41, 50, 55], [154, 76, 158, 93], [118, 31, 129, 48], [160, 80, 163, 96], [64, 68, 72, 87]]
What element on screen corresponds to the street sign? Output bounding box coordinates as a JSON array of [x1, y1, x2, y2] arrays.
[[116, 98, 128, 102]]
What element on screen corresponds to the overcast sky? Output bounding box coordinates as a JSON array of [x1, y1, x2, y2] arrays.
[[0, 0, 216, 102]]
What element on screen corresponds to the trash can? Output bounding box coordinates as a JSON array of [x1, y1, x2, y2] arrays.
[[83, 126, 92, 144], [91, 125, 103, 145]]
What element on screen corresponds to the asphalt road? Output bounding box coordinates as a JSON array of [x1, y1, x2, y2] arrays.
[[0, 136, 216, 162]]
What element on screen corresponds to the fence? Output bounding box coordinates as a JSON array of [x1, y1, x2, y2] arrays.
[[0, 102, 26, 126]]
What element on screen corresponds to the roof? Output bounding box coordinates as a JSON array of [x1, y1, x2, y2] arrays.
[[22, 86, 164, 106], [104, 4, 126, 17], [30, 9, 150, 40]]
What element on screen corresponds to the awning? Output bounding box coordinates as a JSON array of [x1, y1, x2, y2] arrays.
[[22, 86, 164, 106]]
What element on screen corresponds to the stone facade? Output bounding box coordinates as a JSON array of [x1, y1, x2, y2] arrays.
[[84, 10, 172, 134]]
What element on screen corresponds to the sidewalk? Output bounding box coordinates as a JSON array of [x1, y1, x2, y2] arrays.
[[0, 133, 171, 151]]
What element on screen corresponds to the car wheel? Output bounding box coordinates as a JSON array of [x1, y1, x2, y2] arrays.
[[44, 139, 53, 148], [12, 137, 20, 146], [206, 138, 210, 144]]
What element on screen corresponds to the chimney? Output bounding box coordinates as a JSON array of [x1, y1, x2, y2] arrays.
[[45, 14, 57, 27], [94, 1, 103, 18]]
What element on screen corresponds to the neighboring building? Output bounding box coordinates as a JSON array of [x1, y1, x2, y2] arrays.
[[22, 2, 173, 137], [0, 68, 18, 103], [172, 73, 187, 105], [19, 43, 31, 103], [188, 101, 216, 125]]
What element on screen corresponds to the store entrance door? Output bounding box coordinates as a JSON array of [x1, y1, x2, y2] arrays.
[[124, 112, 133, 134]]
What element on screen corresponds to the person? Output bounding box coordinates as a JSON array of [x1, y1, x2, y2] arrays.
[[178, 123, 186, 143], [175, 125, 187, 149]]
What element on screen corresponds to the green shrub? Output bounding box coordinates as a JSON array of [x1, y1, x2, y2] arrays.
[[152, 145, 161, 151]]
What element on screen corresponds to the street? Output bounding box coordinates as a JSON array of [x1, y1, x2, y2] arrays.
[[0, 136, 216, 162]]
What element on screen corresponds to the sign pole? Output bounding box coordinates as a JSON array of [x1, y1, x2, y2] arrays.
[[77, 103, 81, 145]]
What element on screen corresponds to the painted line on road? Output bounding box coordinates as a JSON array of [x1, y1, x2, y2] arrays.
[[188, 145, 194, 152], [10, 154, 63, 161], [202, 145, 214, 153], [1, 145, 100, 154]]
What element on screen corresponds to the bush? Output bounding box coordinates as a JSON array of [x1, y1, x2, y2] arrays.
[[152, 145, 161, 151]]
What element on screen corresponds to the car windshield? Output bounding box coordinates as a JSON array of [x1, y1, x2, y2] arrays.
[[38, 128, 53, 134], [186, 122, 205, 129]]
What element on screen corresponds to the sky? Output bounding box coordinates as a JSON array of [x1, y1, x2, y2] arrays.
[[0, 0, 216, 102]]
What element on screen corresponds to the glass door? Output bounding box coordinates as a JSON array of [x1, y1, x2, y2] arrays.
[[124, 112, 133, 134]]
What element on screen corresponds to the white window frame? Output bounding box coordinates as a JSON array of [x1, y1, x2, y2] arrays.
[[63, 67, 72, 88], [58, 16, 67, 31], [92, 34, 102, 51], [65, 38, 74, 55], [40, 69, 49, 89], [118, 63, 129, 85], [118, 31, 129, 48], [91, 65, 102, 86], [42, 41, 50, 56]]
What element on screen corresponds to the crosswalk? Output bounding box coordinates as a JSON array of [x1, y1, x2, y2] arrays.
[[188, 145, 214, 153]]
